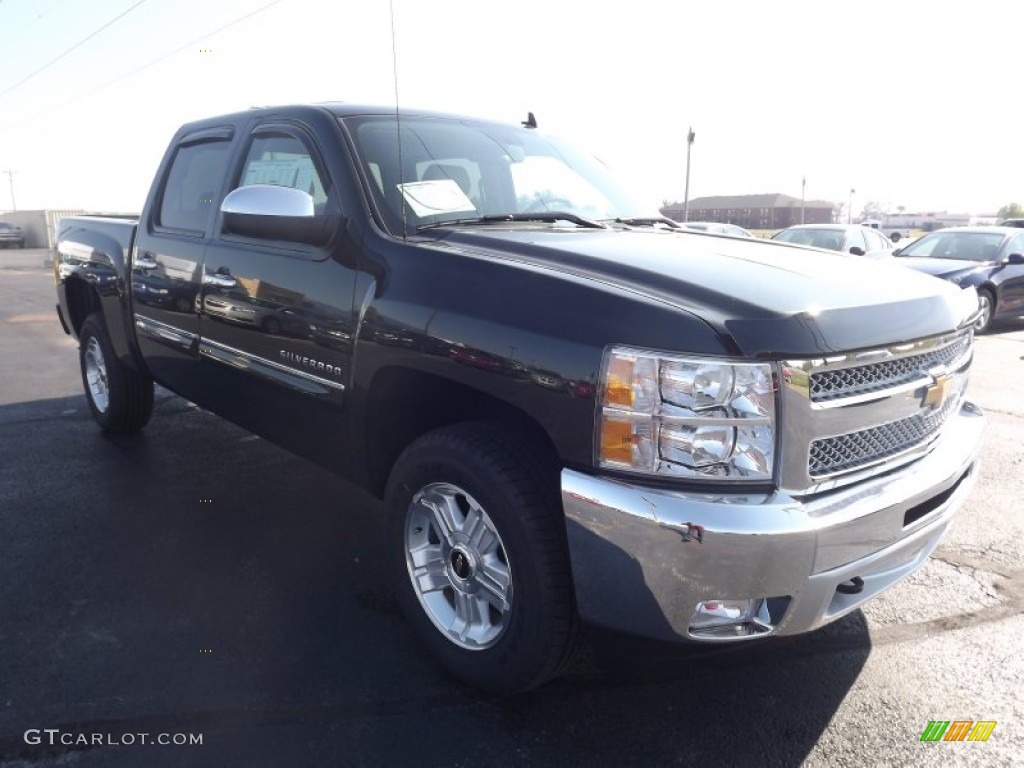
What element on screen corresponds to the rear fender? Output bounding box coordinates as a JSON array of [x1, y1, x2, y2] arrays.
[[55, 229, 139, 369]]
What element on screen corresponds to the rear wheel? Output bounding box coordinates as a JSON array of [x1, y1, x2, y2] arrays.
[[975, 289, 995, 333], [79, 313, 154, 434], [386, 423, 578, 694]]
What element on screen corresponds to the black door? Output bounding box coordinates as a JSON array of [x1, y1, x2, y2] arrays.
[[196, 123, 359, 469], [132, 130, 234, 397]]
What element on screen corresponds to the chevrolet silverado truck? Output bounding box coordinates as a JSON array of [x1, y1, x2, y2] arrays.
[[54, 104, 985, 694]]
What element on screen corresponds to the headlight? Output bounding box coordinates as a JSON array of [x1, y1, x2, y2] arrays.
[[598, 347, 776, 480]]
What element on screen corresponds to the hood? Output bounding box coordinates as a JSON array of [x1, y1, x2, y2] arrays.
[[895, 256, 988, 279], [428, 227, 978, 357]]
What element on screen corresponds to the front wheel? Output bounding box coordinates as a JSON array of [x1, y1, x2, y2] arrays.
[[79, 313, 154, 434], [975, 289, 995, 333], [386, 423, 578, 694]]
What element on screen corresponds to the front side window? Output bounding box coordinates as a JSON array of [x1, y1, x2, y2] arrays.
[[864, 229, 888, 251], [158, 140, 232, 233], [236, 133, 328, 210], [845, 228, 867, 252], [1007, 232, 1024, 256]]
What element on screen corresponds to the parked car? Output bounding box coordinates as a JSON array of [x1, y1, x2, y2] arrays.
[[893, 226, 1024, 332], [0, 221, 25, 248], [996, 218, 1024, 228], [681, 221, 754, 238], [131, 271, 196, 313], [861, 219, 911, 242], [203, 292, 315, 337], [54, 103, 984, 693], [771, 224, 895, 257]]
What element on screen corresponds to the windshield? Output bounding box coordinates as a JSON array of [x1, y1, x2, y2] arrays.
[[898, 231, 1005, 262], [772, 228, 845, 250], [342, 115, 659, 236]]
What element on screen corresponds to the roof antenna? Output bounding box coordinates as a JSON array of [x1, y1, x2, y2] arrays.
[[389, 0, 407, 240], [522, 111, 537, 129]]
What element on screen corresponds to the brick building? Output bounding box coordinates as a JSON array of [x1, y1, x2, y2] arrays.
[[661, 193, 835, 230]]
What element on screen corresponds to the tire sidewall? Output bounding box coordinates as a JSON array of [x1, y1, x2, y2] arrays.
[[80, 316, 118, 430], [78, 314, 152, 434], [386, 431, 568, 693]]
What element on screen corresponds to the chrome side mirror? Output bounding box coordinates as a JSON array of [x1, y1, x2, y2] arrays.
[[221, 185, 332, 246]]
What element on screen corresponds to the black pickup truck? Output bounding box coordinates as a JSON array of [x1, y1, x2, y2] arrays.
[[55, 103, 985, 693]]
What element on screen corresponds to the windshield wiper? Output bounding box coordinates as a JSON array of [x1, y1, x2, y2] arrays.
[[615, 216, 684, 229], [418, 212, 607, 232]]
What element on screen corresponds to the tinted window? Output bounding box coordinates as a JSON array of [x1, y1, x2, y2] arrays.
[[158, 141, 232, 233], [236, 133, 328, 210]]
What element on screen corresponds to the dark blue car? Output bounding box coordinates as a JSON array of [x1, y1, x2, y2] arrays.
[[894, 226, 1024, 332]]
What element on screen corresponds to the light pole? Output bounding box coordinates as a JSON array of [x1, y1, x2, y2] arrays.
[[3, 169, 14, 211], [801, 176, 806, 224], [848, 187, 855, 224], [683, 127, 695, 222]]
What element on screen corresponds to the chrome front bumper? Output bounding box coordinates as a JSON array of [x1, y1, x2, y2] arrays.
[[562, 400, 985, 643]]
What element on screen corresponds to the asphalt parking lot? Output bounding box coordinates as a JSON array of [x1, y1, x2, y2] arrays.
[[1, 249, 1022, 767]]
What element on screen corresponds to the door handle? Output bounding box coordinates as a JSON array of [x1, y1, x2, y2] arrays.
[[203, 272, 237, 289], [135, 253, 158, 270]]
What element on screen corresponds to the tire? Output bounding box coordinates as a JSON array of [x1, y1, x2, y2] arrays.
[[386, 422, 578, 694], [79, 312, 154, 434], [263, 316, 282, 335], [975, 288, 995, 334]]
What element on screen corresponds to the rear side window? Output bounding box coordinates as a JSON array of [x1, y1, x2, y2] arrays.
[[235, 133, 328, 210], [158, 140, 232, 233]]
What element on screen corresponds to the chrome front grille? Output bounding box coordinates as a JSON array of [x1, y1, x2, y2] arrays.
[[808, 394, 960, 477], [810, 333, 971, 403], [780, 328, 973, 494]]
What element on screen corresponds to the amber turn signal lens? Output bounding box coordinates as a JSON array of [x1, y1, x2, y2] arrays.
[[604, 356, 634, 407], [600, 416, 634, 464]]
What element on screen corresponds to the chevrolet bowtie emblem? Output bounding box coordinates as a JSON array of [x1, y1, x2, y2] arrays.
[[923, 373, 952, 409]]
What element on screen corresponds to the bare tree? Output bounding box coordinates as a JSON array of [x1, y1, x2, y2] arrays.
[[860, 200, 886, 221]]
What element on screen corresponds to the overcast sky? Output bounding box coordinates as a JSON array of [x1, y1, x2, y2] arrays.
[[0, 0, 1018, 216]]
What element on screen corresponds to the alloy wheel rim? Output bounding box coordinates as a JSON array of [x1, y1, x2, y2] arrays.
[[404, 482, 513, 650], [84, 337, 110, 413], [976, 295, 992, 331]]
